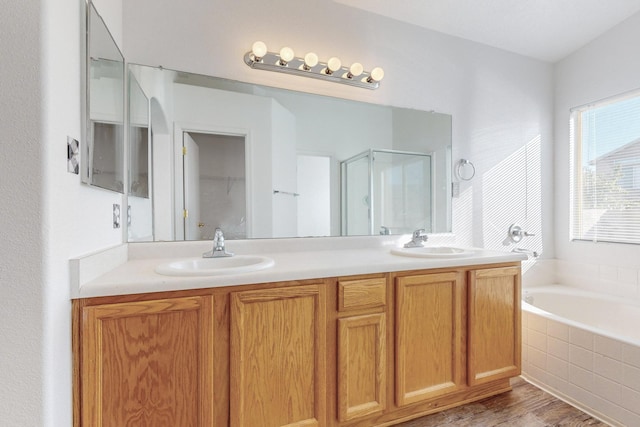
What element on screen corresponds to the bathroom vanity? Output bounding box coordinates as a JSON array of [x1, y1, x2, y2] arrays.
[[72, 240, 523, 427]]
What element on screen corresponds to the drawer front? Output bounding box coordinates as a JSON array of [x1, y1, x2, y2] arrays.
[[338, 277, 386, 311]]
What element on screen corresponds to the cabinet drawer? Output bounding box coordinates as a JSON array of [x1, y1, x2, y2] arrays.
[[338, 277, 386, 311]]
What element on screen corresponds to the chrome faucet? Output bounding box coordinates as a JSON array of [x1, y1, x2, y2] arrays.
[[404, 229, 428, 248], [203, 227, 234, 258]]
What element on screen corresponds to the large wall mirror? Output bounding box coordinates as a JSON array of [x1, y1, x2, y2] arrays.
[[82, 2, 125, 193], [127, 63, 452, 242]]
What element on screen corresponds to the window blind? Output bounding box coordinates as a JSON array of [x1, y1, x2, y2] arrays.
[[571, 92, 640, 244]]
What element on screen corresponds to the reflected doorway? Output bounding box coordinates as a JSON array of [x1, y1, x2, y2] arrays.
[[182, 132, 246, 240]]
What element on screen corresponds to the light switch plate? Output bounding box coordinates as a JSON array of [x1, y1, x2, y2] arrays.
[[67, 137, 79, 174]]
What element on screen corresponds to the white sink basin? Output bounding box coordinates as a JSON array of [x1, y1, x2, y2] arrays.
[[155, 255, 275, 277], [390, 246, 474, 259]]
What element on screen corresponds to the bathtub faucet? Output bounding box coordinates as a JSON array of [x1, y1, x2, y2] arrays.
[[512, 247, 539, 259]]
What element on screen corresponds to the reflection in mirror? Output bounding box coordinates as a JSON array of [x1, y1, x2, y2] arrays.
[[181, 132, 247, 241], [127, 72, 152, 241], [83, 2, 125, 193], [128, 74, 149, 198], [342, 150, 435, 236], [127, 64, 452, 242]]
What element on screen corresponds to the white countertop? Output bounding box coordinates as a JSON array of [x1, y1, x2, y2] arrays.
[[71, 235, 527, 299]]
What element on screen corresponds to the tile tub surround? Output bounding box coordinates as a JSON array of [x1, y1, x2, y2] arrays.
[[522, 259, 640, 303], [522, 308, 640, 427]]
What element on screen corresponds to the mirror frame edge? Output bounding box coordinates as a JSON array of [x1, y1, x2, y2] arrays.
[[81, 1, 126, 195]]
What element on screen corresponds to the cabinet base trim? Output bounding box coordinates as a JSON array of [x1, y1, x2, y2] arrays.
[[342, 379, 513, 427]]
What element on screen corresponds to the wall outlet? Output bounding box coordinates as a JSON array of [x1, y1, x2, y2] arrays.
[[113, 204, 121, 229]]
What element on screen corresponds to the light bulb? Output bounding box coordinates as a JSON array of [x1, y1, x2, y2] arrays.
[[279, 46, 295, 65], [326, 57, 342, 74], [368, 67, 385, 83], [251, 41, 267, 60], [347, 62, 363, 78], [303, 52, 318, 69]]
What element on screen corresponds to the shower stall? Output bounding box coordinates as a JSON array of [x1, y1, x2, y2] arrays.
[[341, 149, 433, 236]]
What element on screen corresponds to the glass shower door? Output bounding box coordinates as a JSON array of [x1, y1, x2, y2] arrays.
[[373, 151, 432, 235], [341, 149, 433, 236], [341, 152, 371, 236]]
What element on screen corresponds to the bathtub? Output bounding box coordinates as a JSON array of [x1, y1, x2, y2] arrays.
[[521, 285, 640, 427]]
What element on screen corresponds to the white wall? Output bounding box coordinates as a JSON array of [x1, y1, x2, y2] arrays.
[[0, 1, 45, 425], [264, 88, 393, 160], [297, 155, 332, 236], [1, 0, 124, 425], [271, 100, 298, 237], [43, 1, 126, 426], [554, 11, 640, 296]]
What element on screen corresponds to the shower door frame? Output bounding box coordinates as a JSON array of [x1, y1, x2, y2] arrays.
[[341, 148, 434, 236]]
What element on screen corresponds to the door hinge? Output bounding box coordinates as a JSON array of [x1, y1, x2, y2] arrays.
[[182, 146, 187, 155], [183, 209, 188, 218]]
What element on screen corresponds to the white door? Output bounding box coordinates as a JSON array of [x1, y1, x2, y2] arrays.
[[183, 132, 201, 240]]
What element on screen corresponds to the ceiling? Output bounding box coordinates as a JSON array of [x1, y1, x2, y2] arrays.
[[334, 0, 640, 62]]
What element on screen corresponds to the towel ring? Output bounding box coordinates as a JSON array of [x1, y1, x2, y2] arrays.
[[456, 159, 475, 181]]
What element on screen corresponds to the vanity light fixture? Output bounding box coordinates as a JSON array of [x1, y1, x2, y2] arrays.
[[244, 41, 384, 90]]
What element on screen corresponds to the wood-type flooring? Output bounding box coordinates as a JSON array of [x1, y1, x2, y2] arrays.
[[395, 377, 608, 426]]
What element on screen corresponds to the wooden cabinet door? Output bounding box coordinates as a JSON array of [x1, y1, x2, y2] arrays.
[[395, 272, 465, 407], [468, 266, 521, 386], [80, 296, 214, 427], [230, 284, 327, 427], [337, 313, 386, 422]]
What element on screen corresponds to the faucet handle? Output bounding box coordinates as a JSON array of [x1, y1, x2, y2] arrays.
[[213, 228, 224, 248], [508, 224, 534, 243], [404, 229, 428, 248], [413, 228, 427, 240]]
